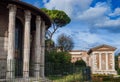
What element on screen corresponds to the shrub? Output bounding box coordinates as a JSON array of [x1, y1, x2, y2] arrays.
[[74, 59, 86, 67], [117, 68, 120, 75], [45, 50, 72, 76]]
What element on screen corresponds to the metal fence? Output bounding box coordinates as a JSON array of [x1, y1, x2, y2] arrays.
[[0, 59, 46, 82], [0, 60, 91, 82], [45, 63, 91, 82]]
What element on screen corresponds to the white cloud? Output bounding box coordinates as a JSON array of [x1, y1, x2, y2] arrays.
[[94, 18, 120, 28], [78, 5, 108, 21], [43, 0, 48, 3], [52, 27, 106, 49], [52, 26, 120, 50], [75, 2, 120, 29], [109, 8, 120, 17], [43, 0, 120, 50], [44, 0, 93, 18]]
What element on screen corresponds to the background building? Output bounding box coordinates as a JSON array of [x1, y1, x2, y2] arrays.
[[69, 44, 117, 75], [88, 44, 117, 75], [69, 50, 89, 66]]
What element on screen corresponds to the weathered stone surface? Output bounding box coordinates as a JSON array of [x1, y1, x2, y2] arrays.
[[23, 10, 31, 78], [0, 0, 51, 80], [40, 21, 46, 78], [34, 16, 41, 77], [7, 4, 17, 79]]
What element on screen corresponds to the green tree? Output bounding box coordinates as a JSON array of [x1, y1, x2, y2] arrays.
[[45, 39, 55, 52], [115, 53, 120, 74], [57, 34, 74, 52], [45, 50, 71, 64], [45, 50, 72, 75], [75, 59, 86, 67], [41, 8, 71, 40]]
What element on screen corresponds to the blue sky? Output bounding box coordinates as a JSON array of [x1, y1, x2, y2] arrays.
[[23, 0, 120, 53]]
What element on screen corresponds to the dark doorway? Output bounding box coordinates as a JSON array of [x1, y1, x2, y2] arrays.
[[15, 18, 23, 77]]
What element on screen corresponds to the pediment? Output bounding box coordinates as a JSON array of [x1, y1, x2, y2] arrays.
[[95, 47, 114, 51], [92, 45, 116, 51]]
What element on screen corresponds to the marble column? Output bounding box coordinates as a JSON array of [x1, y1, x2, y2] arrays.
[[106, 53, 108, 70], [99, 53, 101, 70], [7, 4, 17, 79], [92, 54, 95, 72], [34, 16, 42, 78], [40, 21, 46, 78], [112, 53, 115, 70], [23, 10, 31, 78]]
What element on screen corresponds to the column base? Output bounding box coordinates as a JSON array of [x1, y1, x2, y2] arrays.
[[23, 71, 29, 78], [40, 64, 44, 78], [92, 70, 117, 75], [34, 63, 40, 77], [6, 59, 15, 79], [8, 77, 52, 82]]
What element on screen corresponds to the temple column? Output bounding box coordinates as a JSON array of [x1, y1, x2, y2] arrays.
[[7, 4, 17, 79], [40, 21, 46, 78], [112, 52, 115, 70], [92, 53, 95, 73], [23, 10, 31, 78], [99, 53, 101, 70], [106, 53, 108, 70], [34, 16, 42, 77]]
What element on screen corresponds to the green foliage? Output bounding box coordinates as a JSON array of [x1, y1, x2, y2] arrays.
[[48, 73, 83, 82], [45, 39, 55, 51], [115, 55, 119, 70], [41, 8, 71, 27], [75, 59, 86, 67], [45, 50, 72, 76], [115, 53, 120, 75], [45, 50, 71, 63], [117, 68, 120, 75], [41, 8, 71, 39]]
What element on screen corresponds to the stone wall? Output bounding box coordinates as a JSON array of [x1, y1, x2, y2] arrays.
[[0, 5, 8, 78], [0, 37, 7, 79], [0, 5, 8, 37]]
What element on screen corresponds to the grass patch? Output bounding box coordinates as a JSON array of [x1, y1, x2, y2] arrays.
[[47, 73, 83, 82]]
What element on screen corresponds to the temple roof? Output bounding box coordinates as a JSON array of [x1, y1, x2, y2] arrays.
[[69, 50, 87, 52], [1, 0, 51, 28], [88, 44, 117, 54]]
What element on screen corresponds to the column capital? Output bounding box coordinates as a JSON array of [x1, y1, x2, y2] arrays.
[[25, 10, 31, 22], [8, 4, 17, 13], [42, 21, 46, 29], [36, 16, 41, 22]]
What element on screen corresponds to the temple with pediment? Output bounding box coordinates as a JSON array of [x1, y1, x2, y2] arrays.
[[70, 44, 117, 75], [88, 44, 117, 75]]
